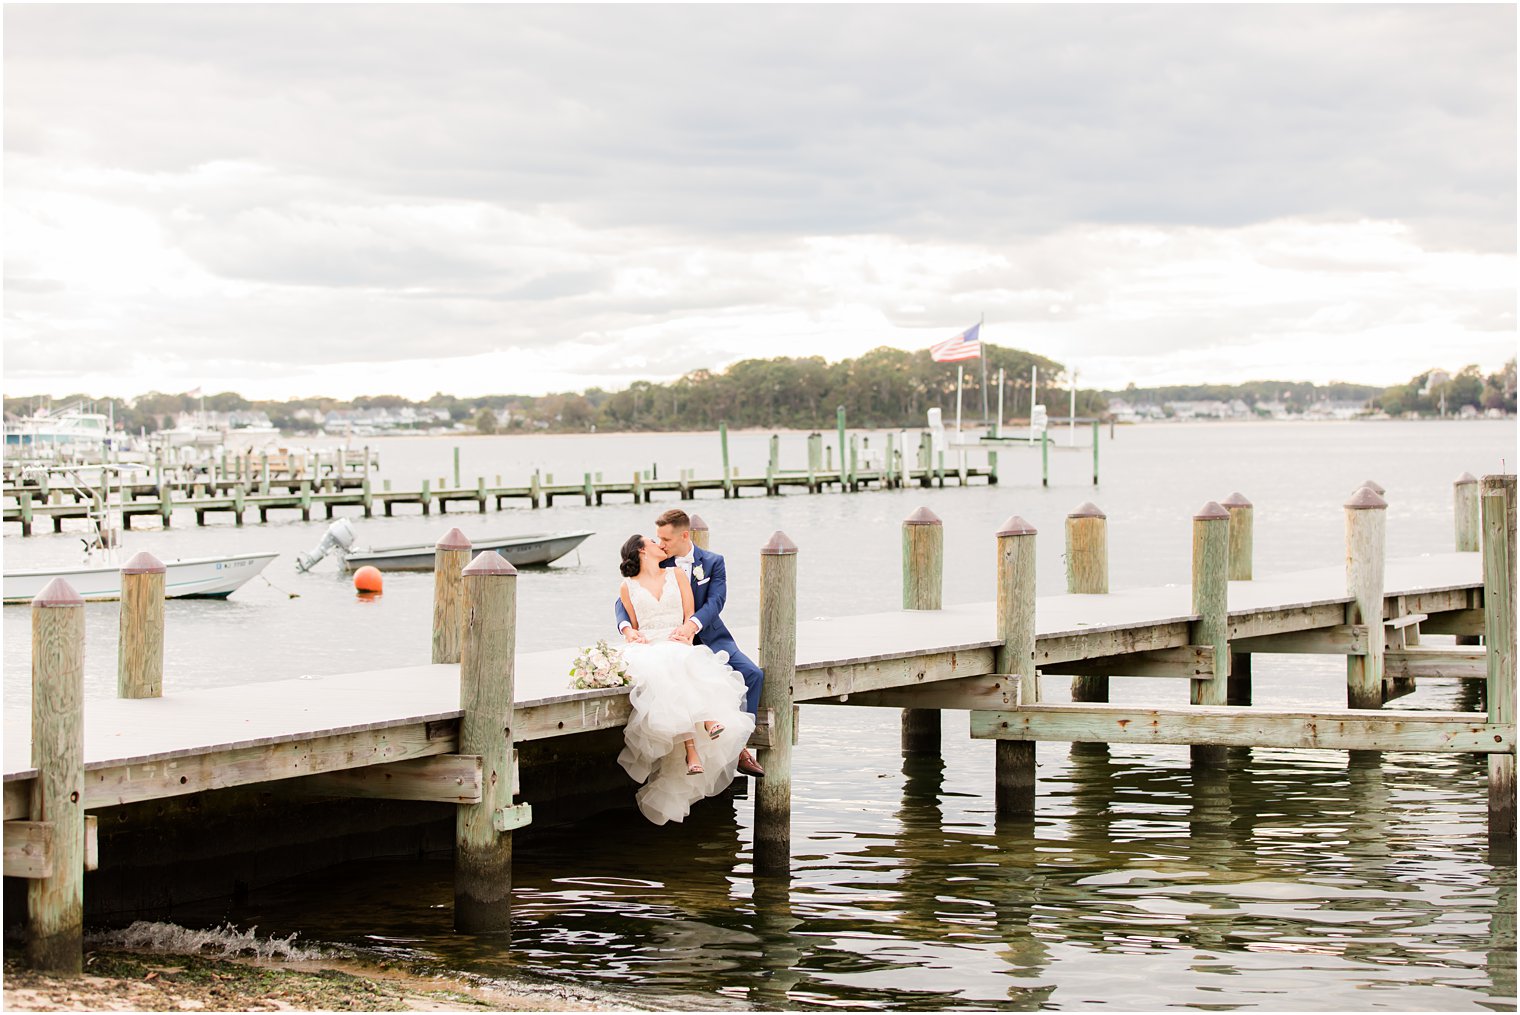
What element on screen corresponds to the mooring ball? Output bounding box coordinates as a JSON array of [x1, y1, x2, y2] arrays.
[[353, 566, 384, 594]]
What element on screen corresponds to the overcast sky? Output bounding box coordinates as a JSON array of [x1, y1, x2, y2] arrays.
[[5, 5, 1515, 401]]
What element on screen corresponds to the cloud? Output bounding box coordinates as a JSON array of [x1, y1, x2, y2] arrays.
[[2, 5, 1514, 398]]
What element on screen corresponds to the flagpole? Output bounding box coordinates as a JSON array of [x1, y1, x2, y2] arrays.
[[978, 314, 988, 428], [955, 364, 964, 436]]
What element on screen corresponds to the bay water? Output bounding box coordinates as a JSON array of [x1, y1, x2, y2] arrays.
[[3, 420, 1515, 1009]]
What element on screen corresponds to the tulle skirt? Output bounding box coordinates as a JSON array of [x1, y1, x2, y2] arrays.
[[617, 636, 756, 825]]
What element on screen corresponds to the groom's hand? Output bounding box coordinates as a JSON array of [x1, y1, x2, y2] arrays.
[[668, 620, 697, 644]]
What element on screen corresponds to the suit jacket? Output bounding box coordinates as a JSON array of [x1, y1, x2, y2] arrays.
[[614, 545, 739, 654]]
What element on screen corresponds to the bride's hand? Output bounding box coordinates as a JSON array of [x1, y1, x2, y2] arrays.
[[624, 627, 649, 644], [668, 621, 697, 644]]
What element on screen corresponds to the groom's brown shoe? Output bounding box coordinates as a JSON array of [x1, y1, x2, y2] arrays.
[[737, 749, 765, 778]]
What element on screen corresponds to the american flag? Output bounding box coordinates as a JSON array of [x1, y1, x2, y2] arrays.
[[930, 323, 981, 363]]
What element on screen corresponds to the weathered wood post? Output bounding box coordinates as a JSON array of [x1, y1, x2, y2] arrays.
[[1222, 492, 1254, 705], [901, 508, 944, 754], [29, 578, 86, 972], [158, 479, 173, 528], [453, 446, 461, 489], [1091, 418, 1099, 485], [117, 552, 164, 699], [1040, 428, 1050, 487], [1455, 472, 1481, 552], [1345, 486, 1388, 710], [20, 490, 33, 536], [1482, 474, 1515, 839], [995, 517, 1038, 817], [835, 406, 848, 489], [719, 422, 733, 498], [689, 514, 710, 551], [849, 434, 860, 491], [455, 550, 522, 934], [756, 531, 798, 873], [1065, 503, 1108, 705], [1191, 502, 1230, 765], [432, 528, 472, 664]]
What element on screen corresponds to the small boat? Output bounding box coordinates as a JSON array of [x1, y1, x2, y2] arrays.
[[4, 551, 279, 604], [295, 519, 593, 573]]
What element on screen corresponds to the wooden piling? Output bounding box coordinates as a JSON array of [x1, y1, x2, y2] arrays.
[[1455, 473, 1481, 553], [1066, 504, 1109, 706], [1091, 418, 1100, 485], [720, 422, 732, 498], [117, 552, 165, 699], [689, 514, 710, 551], [455, 551, 520, 934], [835, 407, 847, 490], [995, 516, 1038, 818], [901, 508, 943, 754], [1191, 502, 1230, 765], [1345, 487, 1388, 710], [28, 578, 85, 972], [1040, 429, 1050, 487], [756, 531, 798, 873], [1222, 492, 1254, 705], [431, 529, 472, 665], [1482, 474, 1516, 839]]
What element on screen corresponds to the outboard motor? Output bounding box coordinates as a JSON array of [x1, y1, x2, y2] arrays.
[[295, 518, 357, 573]]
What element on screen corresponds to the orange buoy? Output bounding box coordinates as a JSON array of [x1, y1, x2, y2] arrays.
[[353, 566, 384, 595]]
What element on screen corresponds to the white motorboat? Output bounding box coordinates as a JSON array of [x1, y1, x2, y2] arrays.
[[295, 519, 593, 573], [3, 552, 280, 604]]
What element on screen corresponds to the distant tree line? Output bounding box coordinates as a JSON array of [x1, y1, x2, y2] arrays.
[[1100, 380, 1383, 407], [1369, 361, 1516, 417], [4, 344, 1103, 434]]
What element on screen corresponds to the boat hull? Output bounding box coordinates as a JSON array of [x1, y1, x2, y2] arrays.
[[343, 531, 593, 571], [3, 552, 279, 604]]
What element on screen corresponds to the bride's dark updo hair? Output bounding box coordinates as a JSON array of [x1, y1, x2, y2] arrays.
[[619, 534, 645, 578]]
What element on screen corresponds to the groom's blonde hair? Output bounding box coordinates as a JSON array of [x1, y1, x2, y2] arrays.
[[655, 508, 690, 532]]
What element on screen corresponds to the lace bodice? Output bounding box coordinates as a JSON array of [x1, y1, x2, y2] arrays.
[[625, 569, 683, 637]]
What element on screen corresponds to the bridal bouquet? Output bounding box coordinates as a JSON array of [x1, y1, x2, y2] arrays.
[[569, 640, 633, 689]]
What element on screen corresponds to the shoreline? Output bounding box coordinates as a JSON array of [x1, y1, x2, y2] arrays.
[[3, 947, 652, 1012]]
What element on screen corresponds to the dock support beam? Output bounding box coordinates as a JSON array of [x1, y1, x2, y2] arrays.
[[1345, 487, 1387, 710], [901, 508, 943, 754], [689, 514, 709, 551], [28, 578, 85, 973], [719, 422, 732, 498], [118, 552, 165, 699], [1223, 492, 1254, 706], [1482, 474, 1516, 840], [1190, 502, 1230, 766], [756, 531, 798, 873], [1455, 473, 1480, 553], [1066, 503, 1109, 707], [995, 516, 1038, 818], [432, 529, 472, 665], [455, 551, 519, 934]]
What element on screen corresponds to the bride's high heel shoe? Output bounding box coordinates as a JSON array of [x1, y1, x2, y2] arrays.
[[687, 761, 704, 776], [705, 721, 724, 740]]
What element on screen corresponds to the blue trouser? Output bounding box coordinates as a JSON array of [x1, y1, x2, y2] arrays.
[[708, 638, 764, 715]]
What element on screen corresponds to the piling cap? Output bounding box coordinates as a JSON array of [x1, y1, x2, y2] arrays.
[[760, 530, 798, 555], [461, 550, 518, 576], [688, 514, 709, 532], [996, 515, 1037, 536], [1193, 501, 1230, 521], [1359, 479, 1386, 495], [1221, 492, 1252, 509], [1067, 502, 1105, 520], [904, 506, 942, 526], [1454, 472, 1478, 486], [32, 577, 84, 607], [120, 551, 166, 575], [1345, 486, 1388, 510], [436, 527, 471, 551]]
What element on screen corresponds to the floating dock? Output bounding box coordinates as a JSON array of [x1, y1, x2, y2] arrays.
[[4, 473, 1510, 971]]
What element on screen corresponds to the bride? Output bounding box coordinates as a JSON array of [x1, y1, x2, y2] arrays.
[[614, 533, 756, 825]]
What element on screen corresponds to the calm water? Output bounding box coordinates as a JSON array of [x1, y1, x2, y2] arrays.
[[3, 420, 1516, 1009]]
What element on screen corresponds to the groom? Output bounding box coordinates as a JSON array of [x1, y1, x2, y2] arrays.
[[615, 508, 766, 778]]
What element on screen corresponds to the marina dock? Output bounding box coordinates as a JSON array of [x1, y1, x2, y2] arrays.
[[4, 472, 1510, 971]]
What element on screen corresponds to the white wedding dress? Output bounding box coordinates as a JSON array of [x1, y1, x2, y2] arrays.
[[617, 569, 756, 825]]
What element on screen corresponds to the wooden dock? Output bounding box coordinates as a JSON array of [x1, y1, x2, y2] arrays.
[[4, 473, 1512, 971], [3, 436, 999, 535]]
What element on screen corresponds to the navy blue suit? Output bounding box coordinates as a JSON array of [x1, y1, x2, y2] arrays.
[[615, 545, 765, 715]]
